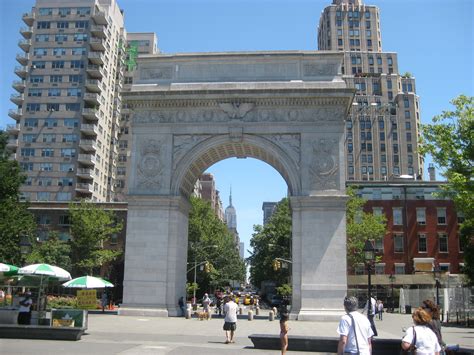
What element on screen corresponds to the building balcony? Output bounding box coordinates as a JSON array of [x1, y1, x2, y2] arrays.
[[77, 154, 96, 166], [6, 139, 19, 149], [92, 10, 108, 25], [8, 108, 23, 120], [82, 108, 100, 121], [85, 79, 102, 93], [12, 80, 26, 92], [22, 12, 35, 26], [80, 124, 99, 136], [76, 168, 94, 179], [18, 39, 31, 52], [84, 93, 101, 105], [19, 26, 33, 39], [90, 37, 106, 51], [75, 183, 94, 193], [6, 124, 21, 134], [8, 153, 17, 161], [14, 66, 28, 79], [10, 93, 24, 105], [86, 64, 104, 79], [88, 51, 104, 65], [90, 25, 106, 38], [79, 139, 98, 152], [16, 53, 29, 65]]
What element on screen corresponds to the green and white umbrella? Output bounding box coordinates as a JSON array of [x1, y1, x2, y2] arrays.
[[18, 263, 71, 281], [62, 276, 114, 289], [0, 262, 19, 277]]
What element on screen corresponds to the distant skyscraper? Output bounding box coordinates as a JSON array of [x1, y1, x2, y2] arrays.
[[225, 188, 239, 246], [239, 242, 244, 259], [262, 202, 277, 225], [318, 0, 424, 181]]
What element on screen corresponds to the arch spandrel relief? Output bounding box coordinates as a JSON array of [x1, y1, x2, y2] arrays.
[[310, 138, 340, 191], [135, 138, 165, 190]]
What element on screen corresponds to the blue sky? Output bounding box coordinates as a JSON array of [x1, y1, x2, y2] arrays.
[[0, 0, 473, 258]]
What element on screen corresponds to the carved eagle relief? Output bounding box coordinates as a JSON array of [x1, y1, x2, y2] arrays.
[[218, 102, 254, 119]]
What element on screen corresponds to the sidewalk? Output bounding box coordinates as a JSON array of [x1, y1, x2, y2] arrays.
[[0, 311, 471, 354]]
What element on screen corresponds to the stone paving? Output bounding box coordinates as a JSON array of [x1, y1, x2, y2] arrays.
[[1, 311, 472, 354]]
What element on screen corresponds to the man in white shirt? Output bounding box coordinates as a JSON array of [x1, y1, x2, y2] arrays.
[[337, 296, 374, 355], [18, 291, 33, 325], [223, 295, 238, 344]]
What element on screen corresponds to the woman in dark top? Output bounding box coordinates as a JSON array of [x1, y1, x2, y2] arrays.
[[422, 299, 444, 351]]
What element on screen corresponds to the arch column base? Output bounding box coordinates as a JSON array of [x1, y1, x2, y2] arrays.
[[294, 309, 344, 322], [118, 306, 169, 317]]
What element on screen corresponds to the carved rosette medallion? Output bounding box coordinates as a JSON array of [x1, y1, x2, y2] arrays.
[[137, 139, 163, 188], [310, 138, 339, 190]]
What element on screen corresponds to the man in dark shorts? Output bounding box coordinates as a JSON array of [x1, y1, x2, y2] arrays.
[[223, 295, 238, 344]]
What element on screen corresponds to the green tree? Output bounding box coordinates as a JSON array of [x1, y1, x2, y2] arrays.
[[69, 200, 123, 276], [26, 231, 71, 271], [346, 186, 387, 271], [187, 196, 245, 295], [0, 130, 36, 265], [420, 95, 474, 285], [247, 198, 291, 288]]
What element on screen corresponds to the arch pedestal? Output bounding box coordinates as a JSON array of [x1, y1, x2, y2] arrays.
[[118, 52, 354, 320]]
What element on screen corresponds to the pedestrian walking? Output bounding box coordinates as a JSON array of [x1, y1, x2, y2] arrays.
[[202, 293, 211, 314], [377, 300, 383, 320], [178, 296, 185, 317], [216, 295, 222, 317], [402, 307, 441, 355], [101, 291, 108, 312], [223, 294, 238, 344], [279, 312, 289, 355], [337, 296, 374, 355], [363, 295, 378, 336]]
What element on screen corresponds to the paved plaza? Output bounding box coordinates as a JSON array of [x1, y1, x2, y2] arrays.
[[1, 311, 472, 354]]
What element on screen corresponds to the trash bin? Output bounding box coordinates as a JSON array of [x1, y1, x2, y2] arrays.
[[405, 305, 412, 314]]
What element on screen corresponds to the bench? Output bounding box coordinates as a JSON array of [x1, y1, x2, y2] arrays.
[[0, 324, 86, 341]]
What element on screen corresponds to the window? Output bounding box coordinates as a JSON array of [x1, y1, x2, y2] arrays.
[[118, 154, 127, 162], [30, 75, 44, 83], [404, 98, 410, 108], [41, 148, 54, 157], [393, 208, 403, 225], [42, 133, 56, 142], [60, 163, 74, 172], [394, 264, 405, 275], [20, 162, 34, 171], [348, 166, 354, 175], [394, 234, 404, 252], [354, 264, 364, 275], [117, 167, 126, 175], [457, 211, 465, 224], [65, 103, 81, 111], [377, 57, 382, 65], [50, 75, 63, 83], [62, 134, 77, 143], [58, 7, 71, 16], [75, 21, 88, 28], [57, 192, 71, 201], [439, 233, 448, 252], [58, 177, 73, 186], [388, 57, 393, 66], [407, 144, 413, 153], [40, 163, 53, 172], [48, 88, 61, 96], [437, 208, 447, 225], [37, 215, 51, 225], [405, 122, 411, 130], [31, 61, 46, 69], [35, 34, 49, 43], [38, 177, 52, 186], [61, 148, 76, 158], [37, 21, 51, 29], [416, 208, 426, 225], [119, 140, 128, 149], [76, 7, 91, 15], [69, 75, 82, 83], [37, 192, 51, 201], [64, 118, 79, 127], [374, 263, 385, 275], [53, 47, 66, 55], [22, 134, 37, 143], [21, 148, 35, 157], [26, 103, 41, 112], [59, 215, 71, 225], [367, 39, 372, 47], [28, 89, 43, 97], [54, 34, 68, 42], [73, 33, 88, 41], [408, 155, 413, 164], [67, 88, 81, 97], [380, 132, 385, 141], [381, 154, 386, 163], [44, 119, 58, 128], [33, 48, 48, 56], [70, 60, 84, 69], [38, 8, 53, 16], [418, 234, 427, 253], [405, 110, 411, 119], [46, 103, 60, 112], [24, 118, 38, 127], [71, 48, 86, 55], [57, 21, 69, 29]]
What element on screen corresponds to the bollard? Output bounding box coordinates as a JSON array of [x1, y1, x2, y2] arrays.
[[273, 307, 278, 316], [185, 309, 191, 319], [248, 310, 253, 321], [239, 307, 243, 315], [255, 307, 260, 315], [269, 310, 274, 321]]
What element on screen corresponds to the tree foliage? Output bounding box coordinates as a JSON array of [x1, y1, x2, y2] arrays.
[[187, 196, 245, 296], [420, 95, 474, 285], [26, 232, 71, 271], [0, 130, 36, 265], [69, 200, 123, 276], [346, 186, 387, 270], [247, 198, 291, 289]]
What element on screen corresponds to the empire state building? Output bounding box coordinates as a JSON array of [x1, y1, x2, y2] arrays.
[[225, 189, 240, 246]]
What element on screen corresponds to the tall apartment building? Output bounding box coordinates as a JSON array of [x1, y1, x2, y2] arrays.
[[7, 0, 126, 202], [318, 0, 424, 181]]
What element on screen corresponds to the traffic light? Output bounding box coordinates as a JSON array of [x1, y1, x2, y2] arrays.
[[204, 261, 210, 273], [272, 259, 281, 271]]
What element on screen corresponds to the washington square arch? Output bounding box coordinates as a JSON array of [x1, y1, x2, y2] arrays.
[[118, 51, 355, 321]]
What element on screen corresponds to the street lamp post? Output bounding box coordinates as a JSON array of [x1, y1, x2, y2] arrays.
[[363, 239, 377, 336], [388, 273, 396, 313], [433, 265, 441, 306], [189, 244, 217, 306], [19, 236, 32, 263]]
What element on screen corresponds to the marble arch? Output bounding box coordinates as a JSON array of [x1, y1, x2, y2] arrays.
[[119, 51, 354, 321]]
